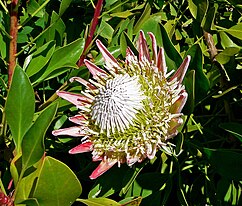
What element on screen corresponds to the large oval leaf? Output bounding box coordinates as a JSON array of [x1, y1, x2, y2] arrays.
[[33, 156, 82, 206], [5, 66, 35, 153]]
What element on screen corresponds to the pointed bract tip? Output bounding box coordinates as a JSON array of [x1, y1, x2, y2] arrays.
[[52, 130, 58, 136], [69, 77, 76, 83], [69, 142, 93, 154], [170, 55, 191, 84], [89, 159, 117, 179]]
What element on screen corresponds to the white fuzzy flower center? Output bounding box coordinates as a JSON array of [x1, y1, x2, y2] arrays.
[[91, 74, 145, 135]]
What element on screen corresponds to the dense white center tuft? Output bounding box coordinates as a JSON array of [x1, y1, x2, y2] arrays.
[[91, 74, 144, 135]]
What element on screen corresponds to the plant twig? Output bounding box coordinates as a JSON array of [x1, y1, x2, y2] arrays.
[[77, 0, 104, 66], [203, 31, 230, 82], [8, 0, 19, 87]]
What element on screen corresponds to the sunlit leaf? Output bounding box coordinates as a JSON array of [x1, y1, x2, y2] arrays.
[[27, 0, 44, 18], [48, 11, 66, 43], [98, 19, 114, 43], [134, 4, 151, 34], [26, 41, 56, 77], [5, 66, 35, 153], [34, 156, 82, 206], [216, 47, 240, 64], [188, 0, 208, 23], [14, 158, 44, 201], [225, 23, 242, 40], [202, 5, 217, 31], [33, 38, 85, 84], [110, 11, 134, 18], [219, 31, 239, 48], [159, 24, 182, 69]]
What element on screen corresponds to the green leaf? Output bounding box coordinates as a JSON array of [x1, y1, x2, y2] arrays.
[[217, 178, 231, 202], [33, 38, 85, 84], [14, 158, 44, 202], [22, 103, 58, 169], [159, 24, 182, 70], [134, 4, 151, 34], [219, 122, 242, 142], [26, 41, 56, 77], [186, 44, 210, 103], [34, 156, 82, 206], [123, 32, 138, 56], [59, 0, 72, 16], [219, 31, 239, 48], [216, 47, 240, 64], [204, 148, 242, 181], [120, 32, 138, 58], [41, 11, 66, 45], [202, 5, 217, 32], [5, 66, 35, 153], [120, 32, 128, 57], [27, 0, 44, 18], [138, 14, 162, 40], [184, 70, 195, 114], [98, 20, 114, 43], [18, 198, 40, 206], [105, 0, 119, 7], [188, 0, 208, 23], [0, 32, 7, 58], [225, 23, 242, 40], [110, 11, 134, 18], [77, 198, 120, 206]]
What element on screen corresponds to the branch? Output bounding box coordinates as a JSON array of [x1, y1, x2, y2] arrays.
[[8, 0, 19, 87], [77, 0, 104, 67]]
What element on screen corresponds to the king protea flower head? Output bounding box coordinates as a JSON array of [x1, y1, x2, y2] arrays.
[[52, 31, 191, 179]]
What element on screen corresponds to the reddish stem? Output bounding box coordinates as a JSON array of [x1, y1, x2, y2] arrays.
[[8, 0, 19, 87], [77, 0, 104, 67]]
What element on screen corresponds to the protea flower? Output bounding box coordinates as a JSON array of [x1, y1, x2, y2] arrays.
[[52, 31, 191, 179]]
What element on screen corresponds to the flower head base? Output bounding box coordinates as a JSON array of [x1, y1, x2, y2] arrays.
[[52, 31, 191, 179]]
